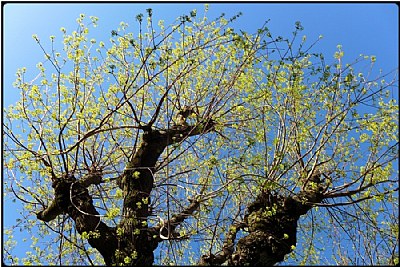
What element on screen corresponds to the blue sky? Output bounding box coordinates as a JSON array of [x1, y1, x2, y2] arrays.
[[2, 2, 399, 265], [3, 3, 398, 108]]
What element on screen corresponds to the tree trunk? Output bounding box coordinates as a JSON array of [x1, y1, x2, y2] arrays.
[[37, 117, 323, 266], [37, 174, 119, 265], [199, 173, 325, 266], [37, 119, 215, 265]]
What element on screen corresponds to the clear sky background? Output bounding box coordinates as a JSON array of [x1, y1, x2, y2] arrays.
[[3, 3, 398, 104], [2, 2, 399, 265]]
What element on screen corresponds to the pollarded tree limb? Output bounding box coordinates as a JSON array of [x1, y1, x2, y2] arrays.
[[37, 199, 62, 222], [230, 174, 325, 266], [37, 117, 216, 266], [199, 172, 325, 266], [37, 174, 118, 265], [78, 171, 103, 188], [37, 171, 103, 222], [114, 118, 216, 265], [198, 221, 246, 265]]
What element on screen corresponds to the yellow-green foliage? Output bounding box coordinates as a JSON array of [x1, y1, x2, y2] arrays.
[[3, 6, 398, 266]]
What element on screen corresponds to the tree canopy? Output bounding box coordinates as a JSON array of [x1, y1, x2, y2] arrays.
[[3, 7, 399, 266]]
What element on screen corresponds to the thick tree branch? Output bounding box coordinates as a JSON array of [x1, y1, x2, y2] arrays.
[[114, 118, 216, 265], [36, 115, 215, 266], [150, 182, 208, 242], [37, 199, 63, 222], [37, 174, 118, 265], [200, 171, 325, 266], [198, 221, 246, 265], [36, 170, 103, 222]]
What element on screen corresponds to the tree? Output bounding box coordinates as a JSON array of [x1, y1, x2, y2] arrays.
[[3, 7, 399, 266]]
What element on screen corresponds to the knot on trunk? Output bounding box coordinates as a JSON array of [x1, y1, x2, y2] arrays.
[[233, 173, 325, 266]]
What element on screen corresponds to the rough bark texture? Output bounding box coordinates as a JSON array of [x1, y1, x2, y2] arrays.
[[114, 120, 215, 265], [38, 174, 118, 265], [37, 119, 215, 266], [37, 114, 325, 266], [199, 173, 325, 266]]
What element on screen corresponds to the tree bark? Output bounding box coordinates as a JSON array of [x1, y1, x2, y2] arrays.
[[38, 174, 118, 265], [115, 120, 215, 265], [37, 119, 215, 265], [199, 172, 325, 266], [37, 117, 323, 266]]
